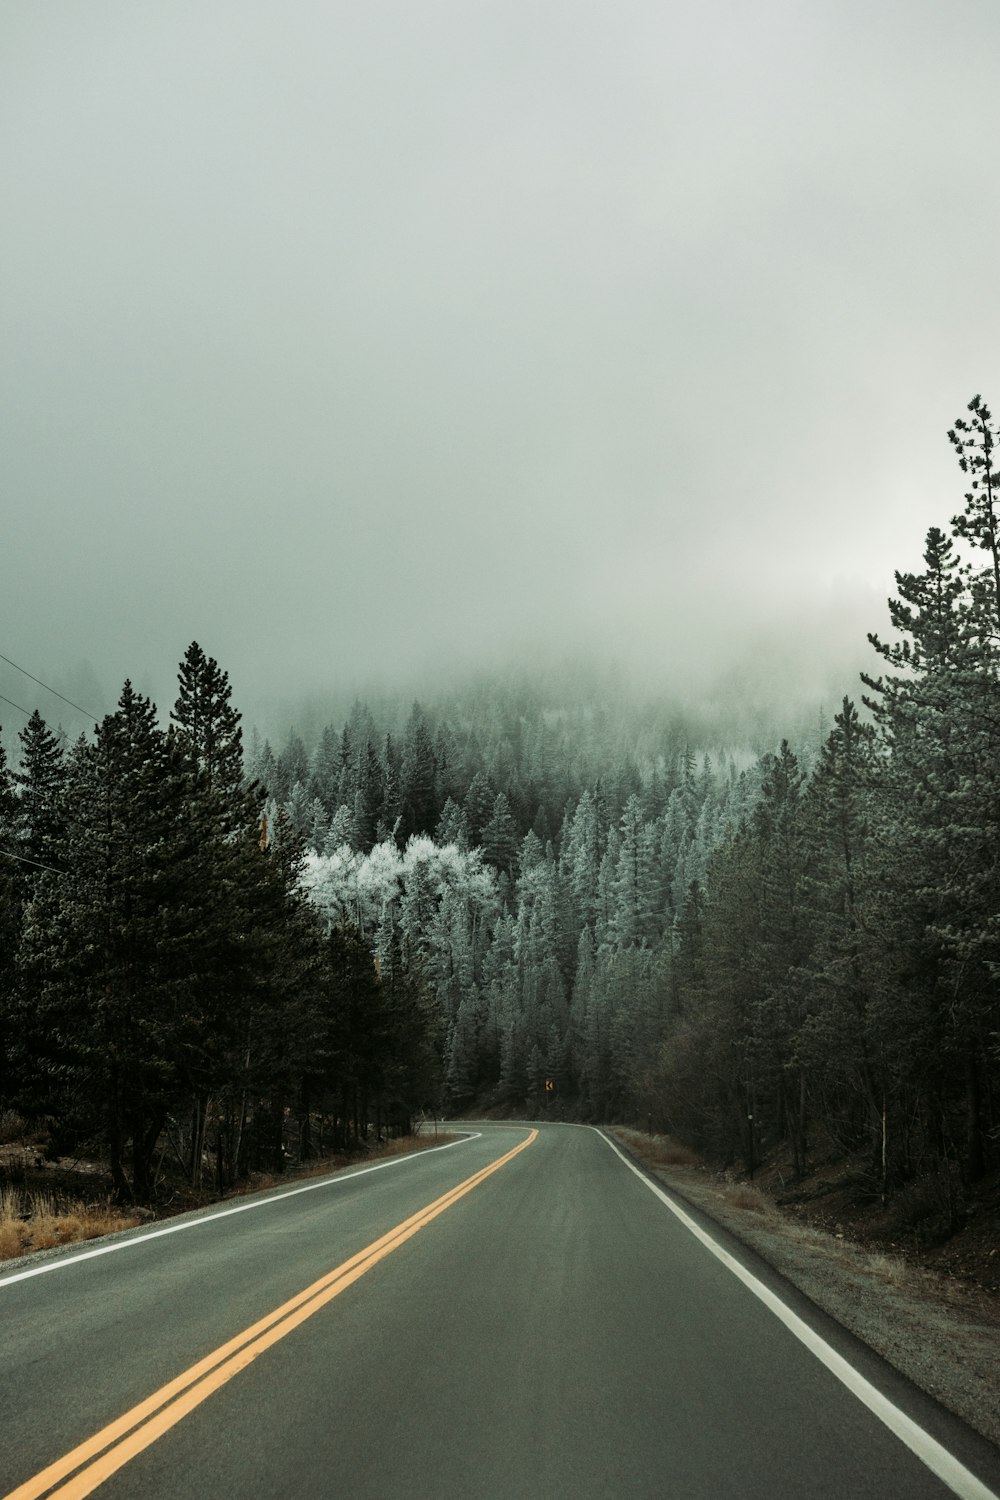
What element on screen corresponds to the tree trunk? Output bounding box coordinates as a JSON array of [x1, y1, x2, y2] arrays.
[[190, 1093, 208, 1190], [964, 1045, 985, 1183]]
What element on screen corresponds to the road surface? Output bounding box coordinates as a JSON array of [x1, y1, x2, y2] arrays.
[[1, 1122, 998, 1499]]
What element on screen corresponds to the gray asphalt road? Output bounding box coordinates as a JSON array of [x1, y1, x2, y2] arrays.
[[2, 1123, 999, 1499]]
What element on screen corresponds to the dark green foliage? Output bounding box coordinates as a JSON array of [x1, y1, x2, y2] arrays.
[[481, 792, 518, 880], [11, 710, 66, 897], [2, 650, 443, 1202], [462, 771, 496, 846], [399, 703, 438, 839], [17, 684, 208, 1197], [172, 643, 244, 805], [652, 401, 1000, 1200], [0, 733, 20, 1103], [11, 400, 1000, 1213]]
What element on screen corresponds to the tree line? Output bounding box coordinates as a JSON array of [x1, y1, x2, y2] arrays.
[[649, 398, 1000, 1214], [4, 400, 997, 1219], [258, 397, 1000, 1218], [0, 645, 439, 1201]]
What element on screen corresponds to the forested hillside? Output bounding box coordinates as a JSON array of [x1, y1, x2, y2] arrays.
[[2, 400, 1000, 1218], [259, 702, 759, 1121]]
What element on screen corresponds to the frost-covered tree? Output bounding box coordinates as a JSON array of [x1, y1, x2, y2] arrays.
[[435, 797, 470, 850]]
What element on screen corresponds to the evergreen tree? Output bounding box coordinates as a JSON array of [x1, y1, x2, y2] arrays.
[[463, 770, 496, 845], [378, 734, 402, 843], [274, 729, 309, 804], [171, 643, 244, 807], [399, 704, 438, 839], [795, 699, 881, 1166], [351, 738, 381, 853], [324, 804, 355, 852], [949, 394, 1000, 640], [481, 793, 518, 881], [306, 797, 329, 853], [18, 684, 208, 1198], [310, 724, 344, 810], [0, 734, 19, 1104], [12, 710, 66, 897], [435, 797, 470, 850]]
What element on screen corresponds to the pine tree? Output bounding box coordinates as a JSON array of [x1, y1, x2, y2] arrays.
[[324, 804, 355, 852], [18, 684, 208, 1198], [12, 710, 66, 897], [949, 394, 1000, 641], [399, 704, 438, 839], [463, 770, 496, 846], [350, 739, 381, 853], [378, 734, 401, 843], [796, 698, 882, 1166], [274, 729, 309, 804], [171, 643, 244, 807], [306, 797, 329, 853], [310, 724, 344, 810], [563, 789, 601, 935], [286, 780, 313, 835], [0, 734, 20, 1104], [481, 793, 518, 881], [518, 829, 544, 876], [610, 794, 660, 949], [435, 797, 470, 850]]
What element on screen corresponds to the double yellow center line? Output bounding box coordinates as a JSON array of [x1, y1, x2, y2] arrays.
[[6, 1129, 537, 1500]]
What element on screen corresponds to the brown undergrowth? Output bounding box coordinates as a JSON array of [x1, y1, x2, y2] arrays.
[[611, 1126, 997, 1313], [0, 1187, 139, 1261], [0, 1131, 456, 1264], [231, 1131, 457, 1201]]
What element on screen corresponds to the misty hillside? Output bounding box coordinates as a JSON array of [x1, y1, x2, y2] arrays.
[[1, 401, 1000, 1264]]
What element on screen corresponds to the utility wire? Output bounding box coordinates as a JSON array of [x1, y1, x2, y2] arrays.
[[0, 847, 62, 874], [0, 651, 98, 721], [0, 691, 34, 720]]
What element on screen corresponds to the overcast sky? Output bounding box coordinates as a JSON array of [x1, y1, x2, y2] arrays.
[[2, 1, 998, 729]]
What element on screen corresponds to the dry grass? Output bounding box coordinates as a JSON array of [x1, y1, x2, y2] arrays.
[[0, 1186, 139, 1263], [610, 1133, 917, 1298], [612, 1128, 702, 1169], [0, 1109, 26, 1145], [857, 1249, 910, 1289], [231, 1131, 457, 1199], [724, 1184, 773, 1214]]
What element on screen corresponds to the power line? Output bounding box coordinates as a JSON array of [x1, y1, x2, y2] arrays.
[[0, 847, 62, 875], [0, 691, 34, 720], [0, 651, 98, 722]]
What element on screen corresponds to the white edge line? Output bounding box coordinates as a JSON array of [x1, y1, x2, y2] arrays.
[[0, 1132, 480, 1291], [593, 1128, 998, 1500]]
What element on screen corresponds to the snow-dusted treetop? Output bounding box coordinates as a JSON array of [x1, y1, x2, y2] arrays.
[[301, 835, 497, 939]]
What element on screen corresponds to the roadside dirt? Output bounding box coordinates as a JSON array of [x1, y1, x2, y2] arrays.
[[611, 1128, 1000, 1449]]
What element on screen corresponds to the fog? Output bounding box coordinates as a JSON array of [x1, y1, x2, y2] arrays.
[[3, 2, 997, 734]]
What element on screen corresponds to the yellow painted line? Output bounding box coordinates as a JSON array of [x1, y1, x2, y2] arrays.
[[5, 1129, 537, 1500]]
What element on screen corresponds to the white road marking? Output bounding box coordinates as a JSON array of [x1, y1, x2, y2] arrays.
[[595, 1128, 998, 1500], [0, 1133, 479, 1291]]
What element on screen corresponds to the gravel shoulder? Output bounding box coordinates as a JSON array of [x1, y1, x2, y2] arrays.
[[610, 1128, 1000, 1450]]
